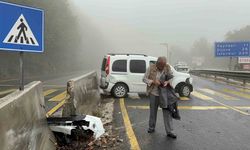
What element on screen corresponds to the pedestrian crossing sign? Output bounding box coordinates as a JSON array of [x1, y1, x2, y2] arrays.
[[0, 1, 44, 53], [3, 14, 39, 46]]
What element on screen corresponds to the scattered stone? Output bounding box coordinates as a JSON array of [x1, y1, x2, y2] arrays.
[[86, 146, 94, 150], [117, 138, 124, 143], [88, 142, 94, 147], [102, 138, 108, 144], [95, 140, 102, 147], [103, 132, 109, 137]]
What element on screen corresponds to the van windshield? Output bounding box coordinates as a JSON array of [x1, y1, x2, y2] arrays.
[[177, 68, 188, 72]]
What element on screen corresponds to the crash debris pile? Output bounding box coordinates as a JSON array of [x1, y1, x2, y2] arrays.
[[53, 98, 122, 150], [86, 99, 123, 150], [47, 115, 105, 150], [86, 124, 123, 150], [55, 123, 123, 150], [56, 136, 94, 150]]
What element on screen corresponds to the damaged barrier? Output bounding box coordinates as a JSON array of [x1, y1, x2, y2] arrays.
[[0, 81, 56, 150], [62, 71, 100, 116], [53, 71, 105, 148]]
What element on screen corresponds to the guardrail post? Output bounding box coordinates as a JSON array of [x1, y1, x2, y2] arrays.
[[243, 80, 246, 86], [226, 77, 229, 84]]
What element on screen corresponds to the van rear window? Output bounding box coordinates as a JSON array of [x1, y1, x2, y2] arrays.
[[112, 60, 127, 72], [101, 58, 107, 71], [130, 60, 146, 73]]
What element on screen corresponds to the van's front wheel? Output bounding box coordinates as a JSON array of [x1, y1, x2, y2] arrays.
[[179, 84, 191, 97], [112, 83, 128, 98]]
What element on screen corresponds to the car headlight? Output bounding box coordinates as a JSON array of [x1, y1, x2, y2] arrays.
[[186, 77, 193, 84], [189, 77, 193, 84]]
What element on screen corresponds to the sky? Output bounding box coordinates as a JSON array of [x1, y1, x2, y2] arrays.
[[70, 0, 250, 54]]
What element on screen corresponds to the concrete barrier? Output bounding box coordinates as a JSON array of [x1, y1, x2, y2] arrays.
[[0, 81, 56, 150], [62, 71, 100, 116]]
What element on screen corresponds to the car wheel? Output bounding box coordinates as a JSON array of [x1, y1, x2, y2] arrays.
[[179, 84, 191, 97], [112, 83, 128, 98]]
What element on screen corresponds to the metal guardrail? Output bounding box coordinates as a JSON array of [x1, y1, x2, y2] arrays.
[[189, 69, 250, 85]]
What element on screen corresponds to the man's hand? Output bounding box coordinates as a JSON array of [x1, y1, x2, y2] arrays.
[[153, 80, 161, 86], [163, 81, 169, 87]]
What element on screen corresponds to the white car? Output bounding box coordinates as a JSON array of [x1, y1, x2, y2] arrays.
[[174, 62, 190, 73], [100, 54, 193, 98]]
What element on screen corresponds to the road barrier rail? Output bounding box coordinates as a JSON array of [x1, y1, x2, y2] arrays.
[[62, 71, 100, 116], [190, 69, 250, 85], [0, 81, 56, 150]]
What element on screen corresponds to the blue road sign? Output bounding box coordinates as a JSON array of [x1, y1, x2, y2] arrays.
[[215, 42, 250, 57], [0, 1, 44, 53]]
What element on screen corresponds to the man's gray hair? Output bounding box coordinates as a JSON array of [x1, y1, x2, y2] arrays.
[[157, 56, 167, 63]]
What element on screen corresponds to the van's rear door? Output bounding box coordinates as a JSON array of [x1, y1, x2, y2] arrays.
[[100, 56, 108, 88]]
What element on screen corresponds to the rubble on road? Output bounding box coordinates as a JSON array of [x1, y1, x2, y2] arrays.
[[48, 115, 104, 149], [85, 99, 123, 150], [86, 123, 123, 150], [53, 98, 122, 150]]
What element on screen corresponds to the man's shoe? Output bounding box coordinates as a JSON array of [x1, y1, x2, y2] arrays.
[[147, 129, 155, 133], [167, 133, 177, 139]]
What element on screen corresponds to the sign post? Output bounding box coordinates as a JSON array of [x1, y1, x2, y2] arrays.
[[0, 1, 44, 90], [19, 52, 24, 90]]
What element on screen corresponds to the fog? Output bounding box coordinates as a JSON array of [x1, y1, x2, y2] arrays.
[[70, 0, 250, 70], [71, 0, 250, 47], [0, 0, 250, 79]]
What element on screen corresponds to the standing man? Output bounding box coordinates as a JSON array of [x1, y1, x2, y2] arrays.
[[143, 56, 177, 139]]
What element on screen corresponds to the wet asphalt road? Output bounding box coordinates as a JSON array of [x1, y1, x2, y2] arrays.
[[1, 73, 250, 149], [113, 76, 250, 150]]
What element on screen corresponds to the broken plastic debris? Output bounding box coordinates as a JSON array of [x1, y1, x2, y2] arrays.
[[47, 115, 105, 143]]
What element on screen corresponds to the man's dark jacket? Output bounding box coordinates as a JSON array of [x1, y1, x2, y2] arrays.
[[159, 74, 181, 120]]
